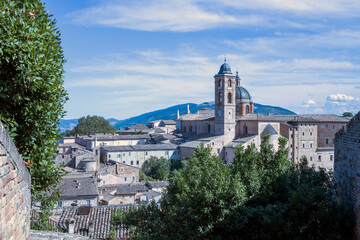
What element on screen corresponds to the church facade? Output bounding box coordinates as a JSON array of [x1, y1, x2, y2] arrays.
[[176, 61, 349, 171]]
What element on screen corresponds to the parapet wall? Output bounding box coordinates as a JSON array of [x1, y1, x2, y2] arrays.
[[0, 121, 31, 239], [334, 111, 360, 239]]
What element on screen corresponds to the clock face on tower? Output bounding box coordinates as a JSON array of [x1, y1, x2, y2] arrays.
[[217, 110, 222, 117]]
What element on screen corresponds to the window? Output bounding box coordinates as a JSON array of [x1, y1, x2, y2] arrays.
[[228, 79, 232, 88], [219, 79, 222, 87], [123, 153, 125, 157], [86, 200, 91, 206], [302, 132, 304, 136], [190, 126, 193, 132], [310, 143, 313, 148], [219, 92, 223, 103], [129, 152, 131, 156], [118, 154, 121, 158], [121, 167, 124, 172], [243, 126, 248, 134], [320, 134, 323, 138], [326, 124, 328, 128], [330, 155, 333, 161], [318, 155, 321, 162], [146, 151, 148, 156], [208, 124, 211, 133], [236, 105, 240, 113], [217, 149, 220, 154], [136, 161, 139, 165], [325, 138, 329, 144], [302, 143, 305, 148], [131, 161, 133, 165], [310, 132, 312, 136], [246, 105, 250, 114], [291, 134, 293, 138], [57, 201, 62, 208], [124, 177, 127, 182], [108, 154, 111, 158], [310, 157, 313, 161], [132, 177, 135, 182]]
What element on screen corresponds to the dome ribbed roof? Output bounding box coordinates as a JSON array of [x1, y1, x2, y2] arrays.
[[218, 63, 232, 74], [236, 86, 252, 102]]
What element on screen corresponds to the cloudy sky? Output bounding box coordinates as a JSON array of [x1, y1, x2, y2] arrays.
[[45, 0, 360, 119]]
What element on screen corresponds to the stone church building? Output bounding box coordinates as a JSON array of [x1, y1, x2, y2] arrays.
[[176, 61, 349, 171]]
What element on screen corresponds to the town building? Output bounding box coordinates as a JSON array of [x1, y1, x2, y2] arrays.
[[176, 61, 349, 170], [100, 143, 179, 168], [57, 176, 99, 208]]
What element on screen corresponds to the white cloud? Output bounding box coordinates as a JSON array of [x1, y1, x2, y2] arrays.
[[303, 99, 316, 107], [70, 0, 264, 32]]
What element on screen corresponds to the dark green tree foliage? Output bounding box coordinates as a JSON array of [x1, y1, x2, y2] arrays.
[[0, 0, 67, 206], [342, 112, 354, 118], [143, 156, 171, 180], [113, 137, 352, 240], [70, 115, 116, 136]]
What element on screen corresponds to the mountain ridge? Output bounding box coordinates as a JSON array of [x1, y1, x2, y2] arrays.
[[59, 102, 296, 131]]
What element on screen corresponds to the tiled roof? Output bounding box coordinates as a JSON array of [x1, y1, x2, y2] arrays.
[[59, 177, 98, 198], [79, 134, 151, 141], [146, 181, 169, 188], [238, 113, 349, 123], [160, 120, 176, 125], [101, 143, 178, 152], [126, 124, 149, 130], [58, 205, 134, 239], [178, 110, 215, 121]]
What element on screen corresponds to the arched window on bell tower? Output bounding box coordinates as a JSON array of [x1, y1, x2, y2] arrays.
[[246, 105, 250, 114], [219, 79, 222, 88], [228, 79, 231, 88], [227, 92, 232, 103], [219, 92, 222, 103]]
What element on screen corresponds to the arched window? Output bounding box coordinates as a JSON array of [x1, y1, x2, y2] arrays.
[[227, 92, 232, 103], [246, 105, 250, 114], [219, 92, 223, 103], [228, 80, 231, 88], [218, 79, 222, 88], [243, 126, 248, 134], [236, 105, 240, 113]]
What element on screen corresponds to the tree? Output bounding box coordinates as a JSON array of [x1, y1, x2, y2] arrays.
[[113, 137, 352, 240], [342, 112, 354, 118], [0, 0, 67, 214], [70, 115, 116, 135], [143, 156, 170, 180]]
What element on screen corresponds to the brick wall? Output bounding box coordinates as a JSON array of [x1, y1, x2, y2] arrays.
[[0, 121, 31, 240], [334, 111, 360, 239]]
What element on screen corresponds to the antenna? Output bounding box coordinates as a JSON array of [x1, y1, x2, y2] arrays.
[[224, 53, 227, 62]]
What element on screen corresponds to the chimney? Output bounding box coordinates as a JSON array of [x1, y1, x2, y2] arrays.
[[66, 218, 75, 234], [187, 105, 190, 114]]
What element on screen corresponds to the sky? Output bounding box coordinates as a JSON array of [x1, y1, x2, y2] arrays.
[[44, 0, 360, 120]]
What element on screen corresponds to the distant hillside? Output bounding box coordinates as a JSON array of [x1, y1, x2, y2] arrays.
[[59, 102, 296, 131]]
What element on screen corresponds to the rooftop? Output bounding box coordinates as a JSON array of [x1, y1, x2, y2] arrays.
[[101, 143, 178, 152], [58, 177, 98, 198]]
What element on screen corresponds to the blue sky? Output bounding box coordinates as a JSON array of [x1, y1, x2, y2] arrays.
[[44, 0, 360, 119]]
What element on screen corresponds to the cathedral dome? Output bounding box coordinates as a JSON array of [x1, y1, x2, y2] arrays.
[[236, 86, 252, 102], [218, 62, 232, 74]]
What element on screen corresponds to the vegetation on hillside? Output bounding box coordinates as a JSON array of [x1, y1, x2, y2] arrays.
[[112, 136, 353, 240], [0, 0, 67, 228], [65, 115, 116, 136]]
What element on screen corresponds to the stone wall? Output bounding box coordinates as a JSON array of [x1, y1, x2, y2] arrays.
[[0, 121, 31, 240], [334, 111, 360, 239]]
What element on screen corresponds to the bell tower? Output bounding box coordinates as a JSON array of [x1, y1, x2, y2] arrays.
[[214, 59, 236, 143]]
